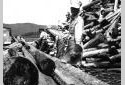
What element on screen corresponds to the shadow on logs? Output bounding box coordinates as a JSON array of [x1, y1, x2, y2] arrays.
[[3, 57, 38, 85]]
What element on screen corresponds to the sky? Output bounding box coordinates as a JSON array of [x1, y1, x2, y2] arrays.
[[3, 0, 70, 25]]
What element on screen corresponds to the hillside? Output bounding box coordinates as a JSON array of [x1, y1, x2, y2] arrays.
[[3, 23, 48, 38]]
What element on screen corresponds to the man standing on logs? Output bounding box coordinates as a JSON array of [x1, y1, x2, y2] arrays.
[[69, 0, 92, 47], [56, 0, 93, 66]]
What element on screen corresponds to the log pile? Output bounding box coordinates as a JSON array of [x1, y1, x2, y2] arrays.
[[3, 0, 121, 85], [71, 0, 121, 68], [45, 0, 121, 67], [3, 40, 109, 85]]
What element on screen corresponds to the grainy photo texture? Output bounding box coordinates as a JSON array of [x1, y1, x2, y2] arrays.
[[3, 0, 121, 85]]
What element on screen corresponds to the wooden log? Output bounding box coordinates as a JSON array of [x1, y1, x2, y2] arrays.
[[95, 29, 103, 34], [3, 42, 22, 49], [107, 68, 121, 72], [110, 53, 121, 63], [117, 49, 121, 53], [99, 8, 121, 23], [81, 61, 110, 68], [84, 19, 111, 36], [6, 43, 57, 85], [47, 28, 65, 39], [3, 55, 39, 85], [118, 26, 121, 31], [107, 36, 121, 42], [84, 22, 94, 29], [107, 36, 121, 49], [22, 47, 57, 85], [52, 57, 109, 85], [114, 0, 118, 11], [106, 8, 121, 22], [27, 43, 109, 85], [3, 42, 57, 85], [27, 44, 78, 85], [106, 15, 120, 39], [83, 33, 107, 49], [82, 0, 101, 10], [90, 24, 100, 32], [96, 60, 121, 68], [83, 48, 97, 52], [91, 22, 111, 34], [97, 43, 109, 48], [82, 48, 109, 59]]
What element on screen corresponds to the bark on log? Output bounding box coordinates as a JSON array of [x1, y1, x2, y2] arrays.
[[4, 43, 57, 85], [105, 15, 120, 39], [91, 22, 111, 34], [47, 28, 66, 39], [3, 53, 39, 85], [107, 36, 121, 42], [82, 0, 101, 10], [110, 53, 121, 63], [51, 57, 109, 85], [97, 43, 109, 48], [99, 8, 120, 23], [3, 42, 22, 49], [82, 61, 110, 68], [83, 33, 107, 49], [82, 48, 109, 59], [107, 9, 121, 22], [114, 0, 118, 11], [83, 48, 97, 52], [22, 47, 57, 85], [84, 22, 94, 29], [27, 43, 109, 85], [94, 61, 121, 68]]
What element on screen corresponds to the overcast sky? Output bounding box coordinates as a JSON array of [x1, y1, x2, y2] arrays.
[[3, 0, 70, 25]]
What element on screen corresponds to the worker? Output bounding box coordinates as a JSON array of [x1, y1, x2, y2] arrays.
[[69, 0, 92, 46]]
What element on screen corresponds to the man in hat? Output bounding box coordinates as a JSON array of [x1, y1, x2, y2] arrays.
[[69, 0, 92, 46]]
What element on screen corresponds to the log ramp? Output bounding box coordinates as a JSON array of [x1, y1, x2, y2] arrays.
[[3, 41, 109, 85]]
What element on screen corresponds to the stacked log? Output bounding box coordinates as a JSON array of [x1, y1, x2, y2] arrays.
[[27, 43, 109, 85], [80, 0, 121, 68], [3, 0, 121, 85], [3, 39, 110, 85]]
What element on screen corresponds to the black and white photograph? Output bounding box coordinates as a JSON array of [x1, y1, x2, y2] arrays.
[[3, 0, 121, 85]]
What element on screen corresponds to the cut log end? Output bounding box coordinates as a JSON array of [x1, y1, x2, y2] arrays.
[[37, 58, 56, 76], [3, 57, 39, 85]]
